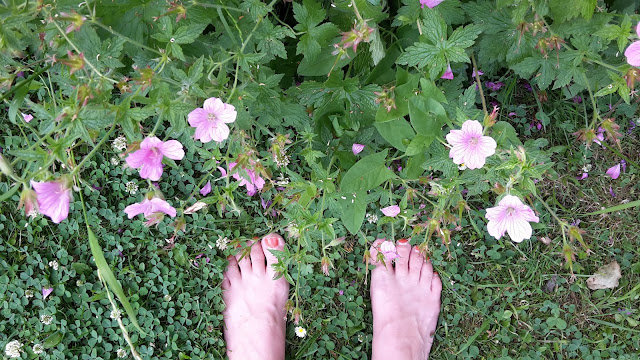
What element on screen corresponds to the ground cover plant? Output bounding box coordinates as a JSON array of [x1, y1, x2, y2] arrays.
[[1, 0, 640, 358]]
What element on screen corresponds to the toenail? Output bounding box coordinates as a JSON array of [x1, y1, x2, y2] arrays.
[[398, 239, 409, 245], [264, 235, 280, 248], [413, 247, 420, 252], [227, 255, 234, 260], [252, 236, 259, 240], [235, 243, 242, 249]]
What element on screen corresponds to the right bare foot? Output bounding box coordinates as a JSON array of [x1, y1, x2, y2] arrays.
[[222, 233, 289, 360], [369, 238, 442, 359]]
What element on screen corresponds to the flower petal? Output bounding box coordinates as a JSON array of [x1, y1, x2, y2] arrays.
[[140, 136, 163, 150], [606, 163, 621, 179], [381, 205, 401, 217], [125, 148, 149, 169], [124, 199, 152, 218], [200, 180, 212, 196], [461, 120, 483, 136], [352, 143, 365, 155], [624, 41, 640, 67], [160, 140, 185, 160], [209, 122, 230, 142], [139, 162, 164, 181], [203, 97, 224, 113]]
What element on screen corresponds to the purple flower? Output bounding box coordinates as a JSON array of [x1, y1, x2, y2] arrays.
[[486, 81, 504, 91], [446, 120, 497, 169], [472, 69, 484, 77], [126, 137, 185, 181], [522, 83, 532, 92], [339, 290, 344, 296], [352, 143, 365, 155], [594, 127, 606, 146], [485, 195, 540, 243], [380, 240, 399, 262], [606, 163, 621, 179], [229, 162, 265, 196], [381, 205, 400, 217], [621, 160, 626, 172], [200, 180, 212, 196], [576, 173, 588, 180], [624, 22, 640, 67], [42, 287, 53, 300], [609, 186, 616, 197], [124, 197, 177, 226], [420, 0, 444, 8], [22, 113, 33, 123], [441, 64, 454, 80], [572, 96, 583, 103], [31, 178, 73, 223]]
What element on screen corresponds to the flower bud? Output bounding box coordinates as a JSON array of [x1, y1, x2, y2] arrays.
[[18, 188, 39, 218], [321, 256, 331, 276], [0, 153, 14, 177], [293, 307, 302, 325]]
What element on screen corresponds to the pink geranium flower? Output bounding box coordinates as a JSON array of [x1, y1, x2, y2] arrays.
[[22, 113, 33, 123], [200, 180, 212, 196], [188, 97, 237, 143], [352, 143, 364, 155], [485, 195, 539, 243], [446, 120, 497, 169], [380, 240, 399, 262], [420, 0, 444, 8], [31, 178, 73, 223], [381, 205, 400, 217], [229, 162, 265, 196], [441, 64, 453, 80], [125, 137, 184, 181], [124, 197, 177, 226], [624, 22, 640, 67], [606, 163, 621, 179]]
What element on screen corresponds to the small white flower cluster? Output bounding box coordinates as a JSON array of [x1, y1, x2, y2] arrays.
[[32, 343, 44, 355], [112, 136, 128, 152], [216, 235, 229, 251], [117, 348, 127, 358], [110, 157, 120, 166], [286, 222, 300, 239], [25, 289, 34, 298], [40, 314, 54, 325], [366, 213, 378, 224], [4, 340, 22, 358], [110, 309, 121, 320], [164, 294, 172, 302], [48, 260, 59, 271], [125, 181, 138, 195], [294, 326, 307, 338], [273, 152, 290, 168], [275, 174, 289, 186]]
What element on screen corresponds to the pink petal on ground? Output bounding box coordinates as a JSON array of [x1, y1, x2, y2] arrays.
[[200, 180, 212, 196], [352, 143, 365, 155], [606, 163, 621, 179], [381, 205, 401, 217], [148, 198, 176, 217], [42, 287, 53, 299], [624, 41, 640, 67], [22, 113, 33, 123]]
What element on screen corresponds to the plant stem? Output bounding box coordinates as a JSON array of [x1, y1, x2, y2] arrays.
[[471, 53, 488, 116]]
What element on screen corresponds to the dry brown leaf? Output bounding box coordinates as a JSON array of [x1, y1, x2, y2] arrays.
[[586, 261, 622, 290]]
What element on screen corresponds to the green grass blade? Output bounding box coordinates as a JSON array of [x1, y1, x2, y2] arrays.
[[87, 226, 146, 335], [582, 200, 640, 216], [0, 183, 20, 202]]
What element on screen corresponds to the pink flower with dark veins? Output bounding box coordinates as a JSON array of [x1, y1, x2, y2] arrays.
[[125, 137, 184, 181], [624, 22, 640, 67], [352, 143, 365, 155], [31, 178, 73, 223], [188, 97, 237, 143], [446, 120, 496, 169], [485, 195, 539, 243]]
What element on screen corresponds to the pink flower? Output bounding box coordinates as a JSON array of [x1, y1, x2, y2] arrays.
[[188, 97, 237, 143], [593, 127, 605, 145], [420, 0, 444, 8], [31, 178, 73, 223], [229, 162, 265, 196], [200, 180, 212, 196], [42, 287, 53, 299], [124, 197, 177, 226], [125, 137, 184, 181], [22, 113, 33, 123], [485, 195, 539, 243], [606, 163, 621, 179], [446, 120, 497, 169], [472, 69, 483, 77], [352, 143, 365, 155], [576, 173, 588, 180], [624, 22, 640, 67], [441, 64, 454, 80], [380, 240, 398, 262], [381, 205, 400, 217]]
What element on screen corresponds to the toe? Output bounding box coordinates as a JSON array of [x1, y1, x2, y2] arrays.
[[395, 239, 411, 276], [235, 243, 252, 273], [369, 238, 393, 274], [261, 233, 284, 279], [431, 271, 443, 295], [409, 245, 425, 279], [225, 255, 241, 283], [420, 258, 434, 287], [221, 277, 231, 290], [249, 238, 266, 275]]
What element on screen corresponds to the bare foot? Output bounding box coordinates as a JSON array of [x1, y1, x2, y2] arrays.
[[370, 238, 442, 360], [222, 233, 289, 360]]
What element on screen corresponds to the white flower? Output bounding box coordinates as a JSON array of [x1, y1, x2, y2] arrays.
[[112, 136, 128, 152], [110, 309, 121, 319], [32, 343, 44, 355], [216, 236, 229, 251], [40, 314, 54, 325], [48, 260, 59, 271], [357, 334, 364, 343], [76, 280, 84, 286], [125, 181, 138, 195], [286, 223, 300, 239], [25, 289, 34, 298], [366, 213, 378, 224], [275, 174, 289, 186], [117, 348, 127, 358], [164, 294, 171, 302], [5, 340, 22, 358], [110, 157, 120, 166], [294, 326, 307, 338]]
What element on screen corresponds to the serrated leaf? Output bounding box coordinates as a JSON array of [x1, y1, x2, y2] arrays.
[[369, 28, 385, 66], [448, 24, 482, 49], [422, 142, 457, 178], [172, 24, 207, 44], [421, 7, 447, 44]]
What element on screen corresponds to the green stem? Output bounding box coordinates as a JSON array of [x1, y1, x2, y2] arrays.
[[601, 142, 639, 168], [0, 64, 52, 102], [471, 53, 488, 116], [71, 123, 117, 176], [91, 20, 162, 55]]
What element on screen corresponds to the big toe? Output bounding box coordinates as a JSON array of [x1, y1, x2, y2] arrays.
[[261, 233, 285, 279]]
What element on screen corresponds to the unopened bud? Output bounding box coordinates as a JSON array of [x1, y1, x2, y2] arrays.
[[321, 256, 331, 276], [0, 154, 14, 177]]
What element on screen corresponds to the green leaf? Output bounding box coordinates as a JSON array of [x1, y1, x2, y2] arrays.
[[340, 150, 394, 192], [397, 42, 441, 69], [374, 118, 416, 151], [298, 43, 352, 76], [448, 24, 482, 49], [0, 183, 20, 203], [369, 28, 385, 66], [43, 331, 64, 348], [172, 24, 207, 44], [421, 7, 447, 44], [583, 200, 640, 216], [337, 190, 367, 234], [491, 121, 522, 147], [87, 227, 145, 335], [409, 97, 447, 137], [404, 134, 432, 156], [422, 142, 457, 178]]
